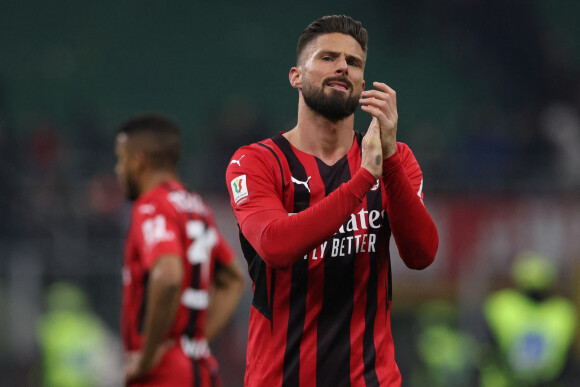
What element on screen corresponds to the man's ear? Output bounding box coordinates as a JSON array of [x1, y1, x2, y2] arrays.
[[362, 80, 365, 92], [289, 67, 302, 89], [132, 150, 148, 174]]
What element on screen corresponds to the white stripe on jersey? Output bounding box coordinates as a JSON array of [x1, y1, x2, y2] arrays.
[[181, 288, 209, 310]]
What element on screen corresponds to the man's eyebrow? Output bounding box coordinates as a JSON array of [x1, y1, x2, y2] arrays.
[[318, 50, 341, 58], [318, 50, 364, 63]]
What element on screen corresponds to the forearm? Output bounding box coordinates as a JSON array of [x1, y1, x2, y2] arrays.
[[139, 271, 182, 370], [205, 284, 244, 341], [382, 152, 438, 269], [241, 168, 376, 268]]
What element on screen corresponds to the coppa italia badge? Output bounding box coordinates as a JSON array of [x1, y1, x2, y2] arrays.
[[231, 175, 249, 205]]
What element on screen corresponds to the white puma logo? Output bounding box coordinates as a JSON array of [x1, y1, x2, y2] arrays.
[[371, 179, 380, 191], [230, 155, 245, 166], [291, 176, 311, 193]]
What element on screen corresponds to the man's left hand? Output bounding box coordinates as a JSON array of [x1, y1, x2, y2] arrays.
[[125, 351, 149, 385], [124, 341, 172, 386], [360, 82, 398, 159]]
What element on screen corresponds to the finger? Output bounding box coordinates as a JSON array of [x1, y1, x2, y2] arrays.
[[362, 83, 396, 107], [361, 104, 391, 124], [360, 94, 397, 118], [372, 82, 396, 96], [359, 96, 396, 118], [366, 117, 379, 135], [360, 89, 396, 107], [362, 121, 380, 148], [361, 106, 397, 134]]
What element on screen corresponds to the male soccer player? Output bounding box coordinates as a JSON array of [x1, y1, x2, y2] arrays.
[[115, 114, 245, 386], [226, 15, 439, 386]]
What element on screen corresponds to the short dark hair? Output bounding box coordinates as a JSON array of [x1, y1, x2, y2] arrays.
[[118, 114, 182, 170], [296, 15, 368, 65]]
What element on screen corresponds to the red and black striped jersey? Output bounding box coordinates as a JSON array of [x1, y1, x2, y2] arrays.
[[121, 179, 235, 384], [226, 132, 438, 387]]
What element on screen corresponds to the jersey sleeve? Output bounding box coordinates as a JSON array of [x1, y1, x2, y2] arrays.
[[226, 145, 287, 227], [134, 199, 185, 269], [381, 143, 438, 269], [226, 144, 376, 269]]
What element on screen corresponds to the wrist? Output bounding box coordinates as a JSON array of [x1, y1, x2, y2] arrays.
[[382, 151, 402, 177], [137, 349, 155, 374], [382, 145, 397, 160]]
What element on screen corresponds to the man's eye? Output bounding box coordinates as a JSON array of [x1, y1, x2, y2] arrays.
[[322, 57, 332, 61], [348, 61, 359, 67]]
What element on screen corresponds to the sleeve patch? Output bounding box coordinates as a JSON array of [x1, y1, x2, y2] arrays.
[[231, 174, 249, 205]]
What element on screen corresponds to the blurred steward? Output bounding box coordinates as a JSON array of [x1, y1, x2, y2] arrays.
[[481, 251, 577, 386], [36, 282, 122, 387], [410, 300, 479, 387]]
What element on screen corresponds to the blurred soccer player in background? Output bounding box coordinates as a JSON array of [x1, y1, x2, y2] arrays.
[[226, 15, 438, 386], [115, 114, 244, 386]]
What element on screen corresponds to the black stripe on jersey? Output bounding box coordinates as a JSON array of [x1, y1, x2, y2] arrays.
[[184, 263, 201, 337], [316, 155, 354, 387], [192, 358, 201, 387], [363, 188, 382, 386], [257, 142, 286, 197], [239, 228, 274, 326], [181, 192, 201, 338], [137, 272, 150, 333], [272, 134, 309, 387]]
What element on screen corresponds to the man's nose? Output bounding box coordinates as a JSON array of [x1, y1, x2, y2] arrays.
[[335, 57, 348, 74]]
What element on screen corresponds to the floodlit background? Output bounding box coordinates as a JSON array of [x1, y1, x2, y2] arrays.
[[1, 0, 579, 385]]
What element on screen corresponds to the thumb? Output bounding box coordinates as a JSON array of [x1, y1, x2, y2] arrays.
[[366, 117, 381, 138], [368, 117, 379, 134]]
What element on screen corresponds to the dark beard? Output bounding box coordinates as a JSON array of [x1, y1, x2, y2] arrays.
[[302, 76, 360, 122], [125, 174, 140, 201]]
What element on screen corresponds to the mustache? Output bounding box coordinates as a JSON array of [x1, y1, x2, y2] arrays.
[[323, 76, 353, 90]]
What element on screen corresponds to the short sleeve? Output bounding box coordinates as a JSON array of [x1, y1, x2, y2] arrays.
[[134, 200, 185, 269]]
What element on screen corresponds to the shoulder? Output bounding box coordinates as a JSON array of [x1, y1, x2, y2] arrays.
[[227, 137, 287, 178], [229, 137, 284, 164], [134, 183, 196, 221], [226, 137, 288, 205], [133, 190, 167, 220]]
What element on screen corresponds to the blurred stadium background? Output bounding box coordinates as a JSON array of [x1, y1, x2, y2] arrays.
[[1, 0, 580, 385]]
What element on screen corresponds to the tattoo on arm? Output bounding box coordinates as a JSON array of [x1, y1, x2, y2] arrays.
[[375, 155, 381, 165]]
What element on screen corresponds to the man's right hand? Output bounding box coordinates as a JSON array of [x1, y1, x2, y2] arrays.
[[361, 117, 383, 179]]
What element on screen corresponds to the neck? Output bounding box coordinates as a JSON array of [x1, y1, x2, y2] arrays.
[[284, 95, 354, 165], [139, 170, 178, 197]]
